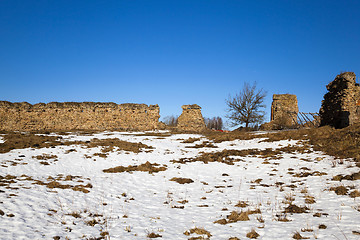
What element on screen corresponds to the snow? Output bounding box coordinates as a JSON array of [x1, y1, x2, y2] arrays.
[[0, 131, 359, 239]]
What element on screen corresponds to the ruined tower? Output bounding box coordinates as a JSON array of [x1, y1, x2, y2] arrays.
[[271, 94, 299, 127], [177, 104, 206, 132], [319, 72, 360, 128]]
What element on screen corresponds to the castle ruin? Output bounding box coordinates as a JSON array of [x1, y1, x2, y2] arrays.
[[177, 104, 206, 132], [270, 94, 299, 127], [319, 72, 360, 128], [0, 101, 160, 131]]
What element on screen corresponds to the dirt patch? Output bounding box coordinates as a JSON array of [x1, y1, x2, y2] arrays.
[[170, 177, 194, 184], [103, 161, 167, 174]]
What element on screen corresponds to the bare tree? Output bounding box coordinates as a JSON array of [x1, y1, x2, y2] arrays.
[[226, 82, 267, 128], [163, 115, 178, 127], [204, 117, 223, 130]]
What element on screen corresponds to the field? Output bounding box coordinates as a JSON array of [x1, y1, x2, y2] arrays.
[[0, 128, 359, 240]]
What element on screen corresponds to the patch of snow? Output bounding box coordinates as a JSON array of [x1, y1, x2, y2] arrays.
[[0, 132, 359, 239]]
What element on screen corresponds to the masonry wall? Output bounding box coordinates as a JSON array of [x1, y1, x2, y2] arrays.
[[320, 72, 360, 128], [271, 94, 299, 126], [177, 104, 206, 132], [0, 101, 160, 131]]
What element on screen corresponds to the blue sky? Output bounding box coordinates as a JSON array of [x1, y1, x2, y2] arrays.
[[1, 0, 360, 126]]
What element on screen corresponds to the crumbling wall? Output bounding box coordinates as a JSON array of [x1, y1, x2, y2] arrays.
[[319, 72, 360, 128], [0, 101, 160, 131], [271, 94, 299, 127], [177, 104, 206, 132]]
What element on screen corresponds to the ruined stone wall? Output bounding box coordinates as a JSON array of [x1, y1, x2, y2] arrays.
[[0, 101, 160, 131], [320, 72, 360, 128], [177, 104, 206, 132], [271, 94, 299, 126]]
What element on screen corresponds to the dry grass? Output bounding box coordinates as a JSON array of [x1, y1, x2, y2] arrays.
[[214, 208, 261, 225], [0, 133, 62, 153], [246, 229, 260, 239], [182, 137, 201, 143], [0, 132, 153, 154], [184, 227, 212, 238], [283, 204, 309, 214], [170, 177, 194, 184], [204, 124, 360, 161], [147, 232, 162, 238], [293, 231, 310, 239], [103, 161, 167, 174], [172, 145, 311, 165]]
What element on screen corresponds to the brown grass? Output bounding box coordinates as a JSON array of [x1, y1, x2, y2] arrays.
[[293, 231, 310, 239], [204, 124, 360, 161], [103, 161, 167, 174], [330, 186, 348, 195], [184, 227, 212, 238], [0, 133, 62, 153], [283, 204, 309, 214], [172, 145, 311, 165], [170, 177, 194, 184], [246, 229, 259, 239], [147, 232, 162, 238], [185, 141, 218, 148], [182, 137, 201, 143], [0, 132, 153, 154]]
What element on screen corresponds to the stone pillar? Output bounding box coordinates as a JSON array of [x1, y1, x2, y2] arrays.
[[271, 94, 299, 127], [177, 104, 206, 132]]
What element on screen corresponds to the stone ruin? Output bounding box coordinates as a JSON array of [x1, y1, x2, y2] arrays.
[[261, 94, 299, 130], [0, 101, 160, 131], [320, 72, 360, 128], [0, 101, 208, 132], [177, 104, 206, 132]]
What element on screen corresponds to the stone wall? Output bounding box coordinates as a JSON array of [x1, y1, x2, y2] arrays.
[[177, 104, 206, 132], [0, 101, 160, 131], [319, 72, 360, 128], [271, 94, 299, 127]]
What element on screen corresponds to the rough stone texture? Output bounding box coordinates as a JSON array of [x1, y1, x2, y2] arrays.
[[320, 72, 360, 128], [0, 101, 160, 131], [177, 104, 206, 132], [271, 94, 299, 126]]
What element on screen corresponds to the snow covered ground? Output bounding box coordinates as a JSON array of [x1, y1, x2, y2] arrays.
[[0, 131, 359, 239]]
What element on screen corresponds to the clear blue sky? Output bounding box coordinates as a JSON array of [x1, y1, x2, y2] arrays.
[[1, 0, 360, 126]]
